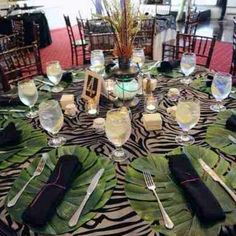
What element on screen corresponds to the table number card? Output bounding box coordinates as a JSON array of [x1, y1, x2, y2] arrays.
[[82, 70, 103, 104]]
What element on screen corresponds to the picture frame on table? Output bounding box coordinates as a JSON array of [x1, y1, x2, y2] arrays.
[[81, 70, 103, 104]]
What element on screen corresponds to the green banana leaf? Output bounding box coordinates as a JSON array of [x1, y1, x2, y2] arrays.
[[0, 91, 51, 119], [0, 119, 47, 169], [125, 145, 236, 236], [7, 145, 116, 235], [206, 109, 236, 155], [191, 76, 211, 94]]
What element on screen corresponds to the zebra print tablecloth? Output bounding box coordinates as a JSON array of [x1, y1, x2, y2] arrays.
[[0, 75, 236, 236]]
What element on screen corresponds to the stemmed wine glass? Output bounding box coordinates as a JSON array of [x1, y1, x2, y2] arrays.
[[46, 61, 64, 93], [105, 108, 131, 162], [90, 50, 105, 74], [210, 72, 232, 112], [132, 48, 145, 68], [18, 79, 38, 118], [38, 100, 66, 148], [180, 52, 196, 84], [175, 97, 200, 146]]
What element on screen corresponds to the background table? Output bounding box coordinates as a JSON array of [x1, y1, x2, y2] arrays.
[[0, 12, 52, 48], [0, 73, 236, 236]]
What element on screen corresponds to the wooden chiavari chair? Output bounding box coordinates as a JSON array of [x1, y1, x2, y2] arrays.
[[11, 18, 25, 47], [0, 44, 42, 91], [231, 17, 236, 75], [162, 11, 200, 61], [176, 31, 216, 68], [64, 15, 89, 66], [134, 18, 156, 59], [76, 17, 90, 64], [0, 34, 18, 52]]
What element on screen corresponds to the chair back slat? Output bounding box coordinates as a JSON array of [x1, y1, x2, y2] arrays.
[[0, 34, 18, 52], [0, 45, 42, 91], [11, 18, 25, 47], [184, 11, 200, 35], [231, 17, 236, 75], [176, 32, 216, 68]]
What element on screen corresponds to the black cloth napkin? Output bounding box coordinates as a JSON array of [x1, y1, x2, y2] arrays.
[[157, 60, 180, 73], [226, 114, 236, 132], [0, 122, 21, 147], [22, 155, 82, 228], [61, 71, 73, 84], [168, 154, 225, 224], [0, 96, 22, 107]]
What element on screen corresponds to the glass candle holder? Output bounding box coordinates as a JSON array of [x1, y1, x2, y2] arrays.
[[86, 99, 99, 116], [145, 94, 158, 113]]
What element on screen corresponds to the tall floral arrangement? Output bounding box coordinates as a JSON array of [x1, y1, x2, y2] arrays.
[[102, 0, 141, 59]]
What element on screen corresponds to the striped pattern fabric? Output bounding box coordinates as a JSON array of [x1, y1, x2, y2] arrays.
[[0, 70, 236, 235]]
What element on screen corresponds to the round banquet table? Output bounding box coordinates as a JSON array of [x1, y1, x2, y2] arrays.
[[0, 71, 236, 236]]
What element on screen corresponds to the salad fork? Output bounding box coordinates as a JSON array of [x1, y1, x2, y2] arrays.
[[143, 170, 174, 229], [7, 154, 48, 207]]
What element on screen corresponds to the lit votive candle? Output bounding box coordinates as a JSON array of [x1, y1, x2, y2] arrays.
[[145, 95, 158, 113], [87, 99, 99, 116]]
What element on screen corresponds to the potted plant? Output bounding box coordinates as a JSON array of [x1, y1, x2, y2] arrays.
[[102, 0, 142, 70]]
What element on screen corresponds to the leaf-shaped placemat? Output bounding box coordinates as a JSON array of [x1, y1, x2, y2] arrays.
[[0, 119, 47, 169], [7, 145, 116, 235], [0, 91, 51, 118], [191, 76, 211, 94], [125, 145, 236, 236], [206, 109, 236, 155]]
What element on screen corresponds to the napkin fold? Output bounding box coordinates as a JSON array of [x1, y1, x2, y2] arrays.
[[168, 154, 225, 224], [61, 71, 73, 84], [22, 155, 82, 228], [0, 96, 22, 107], [0, 122, 21, 147], [226, 114, 236, 132], [157, 60, 180, 73]]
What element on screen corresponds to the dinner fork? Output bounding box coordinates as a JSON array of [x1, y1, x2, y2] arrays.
[[7, 153, 48, 207], [143, 170, 174, 229]]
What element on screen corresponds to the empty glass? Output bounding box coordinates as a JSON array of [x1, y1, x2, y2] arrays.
[[18, 79, 38, 118], [90, 50, 105, 74], [210, 72, 232, 112], [105, 108, 131, 162], [180, 52, 196, 84], [175, 97, 200, 146], [132, 48, 145, 68], [46, 61, 64, 93], [39, 100, 66, 148]]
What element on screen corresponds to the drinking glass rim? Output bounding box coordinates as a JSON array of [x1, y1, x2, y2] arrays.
[[177, 96, 200, 104], [18, 78, 34, 85], [91, 49, 104, 54], [214, 72, 232, 78], [39, 99, 60, 111], [106, 108, 130, 120], [133, 48, 145, 52]]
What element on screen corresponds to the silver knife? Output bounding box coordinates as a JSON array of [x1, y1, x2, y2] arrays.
[[228, 135, 236, 144], [199, 159, 236, 202], [0, 109, 26, 113], [68, 168, 104, 227]]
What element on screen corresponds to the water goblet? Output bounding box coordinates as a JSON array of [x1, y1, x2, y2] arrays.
[[18, 79, 38, 118], [180, 52, 196, 84], [210, 72, 232, 112], [38, 100, 66, 148], [105, 108, 131, 162], [90, 50, 105, 74], [46, 61, 64, 93], [132, 48, 145, 68], [175, 97, 200, 146]]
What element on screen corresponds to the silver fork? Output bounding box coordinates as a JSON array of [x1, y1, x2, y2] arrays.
[[143, 170, 174, 229], [7, 153, 48, 207]]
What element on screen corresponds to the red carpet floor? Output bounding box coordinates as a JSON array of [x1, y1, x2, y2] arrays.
[[40, 27, 233, 73]]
